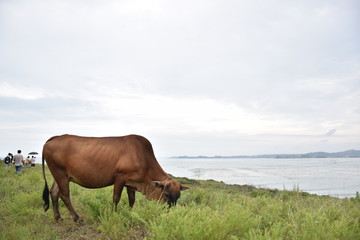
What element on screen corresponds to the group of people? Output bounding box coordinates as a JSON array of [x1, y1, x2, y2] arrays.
[[3, 150, 37, 174]]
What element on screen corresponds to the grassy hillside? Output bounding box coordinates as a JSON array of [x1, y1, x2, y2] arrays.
[[0, 162, 359, 240]]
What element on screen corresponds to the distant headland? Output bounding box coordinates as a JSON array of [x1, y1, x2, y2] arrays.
[[172, 150, 360, 159]]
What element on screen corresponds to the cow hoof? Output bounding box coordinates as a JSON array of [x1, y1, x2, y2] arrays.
[[55, 216, 63, 222], [74, 218, 83, 224], [73, 215, 81, 223]]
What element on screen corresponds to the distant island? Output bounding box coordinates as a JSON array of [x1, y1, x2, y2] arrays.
[[172, 150, 360, 159]]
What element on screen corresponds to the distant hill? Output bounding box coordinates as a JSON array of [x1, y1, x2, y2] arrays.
[[173, 150, 360, 159]]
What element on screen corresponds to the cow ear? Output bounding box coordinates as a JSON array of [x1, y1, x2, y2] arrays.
[[152, 181, 164, 188], [180, 184, 189, 191]]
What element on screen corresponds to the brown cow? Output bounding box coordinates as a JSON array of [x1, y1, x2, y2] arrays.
[[42, 134, 188, 222]]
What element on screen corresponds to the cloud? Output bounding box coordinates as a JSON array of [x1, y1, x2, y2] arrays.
[[0, 0, 359, 156], [0, 82, 51, 100], [324, 129, 337, 137]]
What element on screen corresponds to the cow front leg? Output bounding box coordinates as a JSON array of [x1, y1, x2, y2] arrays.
[[113, 178, 125, 212], [50, 182, 62, 221], [126, 187, 136, 208]]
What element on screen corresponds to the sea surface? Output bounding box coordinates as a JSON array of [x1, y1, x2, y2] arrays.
[[158, 157, 360, 198]]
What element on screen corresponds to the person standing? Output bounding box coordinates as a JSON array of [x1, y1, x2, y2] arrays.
[[13, 150, 24, 174], [24, 156, 30, 168], [4, 153, 13, 170], [31, 156, 36, 167]]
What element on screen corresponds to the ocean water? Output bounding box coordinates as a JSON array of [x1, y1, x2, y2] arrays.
[[158, 157, 360, 198]]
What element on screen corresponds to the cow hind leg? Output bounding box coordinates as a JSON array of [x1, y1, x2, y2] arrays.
[[126, 187, 136, 208], [50, 182, 62, 221], [56, 179, 80, 222]]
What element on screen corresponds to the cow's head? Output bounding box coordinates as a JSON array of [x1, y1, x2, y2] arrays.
[[152, 179, 189, 206]]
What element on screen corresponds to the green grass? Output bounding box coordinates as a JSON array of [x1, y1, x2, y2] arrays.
[[0, 161, 359, 239]]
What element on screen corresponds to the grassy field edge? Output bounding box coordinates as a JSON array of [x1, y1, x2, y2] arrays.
[[1, 162, 359, 239]]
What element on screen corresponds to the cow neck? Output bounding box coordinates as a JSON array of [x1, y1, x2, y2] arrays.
[[162, 176, 170, 181], [149, 165, 168, 181]]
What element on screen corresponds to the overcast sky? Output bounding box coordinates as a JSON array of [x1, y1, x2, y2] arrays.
[[1, 0, 359, 157]]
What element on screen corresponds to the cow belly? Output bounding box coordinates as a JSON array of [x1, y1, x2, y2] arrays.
[[68, 171, 114, 189]]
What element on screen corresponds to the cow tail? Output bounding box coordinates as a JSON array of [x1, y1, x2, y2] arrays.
[[42, 152, 50, 212]]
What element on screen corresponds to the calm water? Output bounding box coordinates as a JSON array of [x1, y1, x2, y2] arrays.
[[158, 157, 360, 198]]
